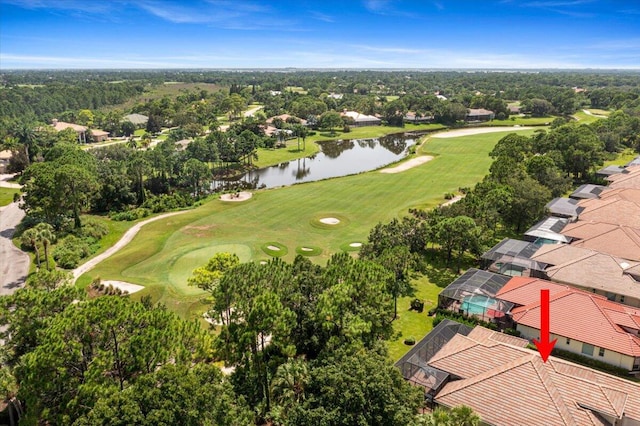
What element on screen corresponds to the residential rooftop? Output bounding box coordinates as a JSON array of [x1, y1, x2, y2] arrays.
[[422, 324, 640, 425]]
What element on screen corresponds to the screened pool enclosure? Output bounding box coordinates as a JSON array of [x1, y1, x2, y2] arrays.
[[438, 269, 514, 323]]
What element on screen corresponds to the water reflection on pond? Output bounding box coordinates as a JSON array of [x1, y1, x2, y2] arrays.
[[219, 133, 415, 190]]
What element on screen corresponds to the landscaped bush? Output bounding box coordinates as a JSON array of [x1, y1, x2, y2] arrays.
[[53, 235, 91, 269], [550, 347, 635, 380], [404, 336, 416, 346], [110, 208, 150, 221], [142, 193, 193, 213], [77, 217, 109, 241], [432, 309, 498, 330]]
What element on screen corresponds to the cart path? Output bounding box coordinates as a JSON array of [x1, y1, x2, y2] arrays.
[[72, 210, 190, 283], [0, 202, 29, 295]]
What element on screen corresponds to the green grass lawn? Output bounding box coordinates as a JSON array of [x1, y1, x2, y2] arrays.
[[387, 274, 443, 361], [79, 128, 537, 320], [572, 110, 605, 124], [603, 148, 638, 167], [0, 187, 20, 207]]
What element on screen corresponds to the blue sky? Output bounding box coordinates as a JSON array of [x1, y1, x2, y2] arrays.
[[1, 0, 639, 69]]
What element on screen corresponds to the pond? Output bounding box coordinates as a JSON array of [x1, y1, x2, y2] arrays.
[[216, 133, 416, 190]]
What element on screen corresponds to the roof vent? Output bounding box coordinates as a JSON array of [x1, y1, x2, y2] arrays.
[[620, 262, 630, 270]]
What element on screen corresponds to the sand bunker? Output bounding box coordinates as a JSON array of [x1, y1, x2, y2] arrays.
[[432, 126, 533, 138], [260, 261, 267, 265], [319, 217, 340, 225], [220, 192, 252, 202], [301, 247, 314, 252], [267, 245, 281, 251], [101, 280, 144, 294], [380, 156, 434, 174], [349, 242, 363, 248]]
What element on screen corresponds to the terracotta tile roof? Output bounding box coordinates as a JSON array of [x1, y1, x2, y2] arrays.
[[510, 289, 640, 356], [428, 326, 640, 425], [532, 245, 640, 300], [607, 164, 640, 185], [52, 120, 86, 132], [562, 222, 640, 261], [576, 189, 640, 228], [495, 276, 572, 306]]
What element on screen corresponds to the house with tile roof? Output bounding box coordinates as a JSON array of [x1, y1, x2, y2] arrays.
[[575, 198, 640, 229], [562, 222, 640, 261], [122, 113, 148, 127], [51, 119, 87, 143], [340, 110, 381, 127], [496, 277, 640, 372], [531, 244, 640, 308], [404, 321, 640, 425], [465, 108, 495, 122], [607, 166, 640, 190]]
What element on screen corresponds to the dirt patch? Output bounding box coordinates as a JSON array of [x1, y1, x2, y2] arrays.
[[182, 224, 216, 237], [380, 156, 434, 174]]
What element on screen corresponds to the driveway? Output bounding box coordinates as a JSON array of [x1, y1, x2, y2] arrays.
[[0, 202, 29, 295]]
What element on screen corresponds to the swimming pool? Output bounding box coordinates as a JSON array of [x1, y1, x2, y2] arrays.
[[460, 294, 497, 315]]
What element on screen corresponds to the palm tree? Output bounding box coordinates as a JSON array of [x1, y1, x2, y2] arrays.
[[126, 136, 138, 150], [34, 223, 55, 271], [270, 358, 309, 408], [21, 228, 41, 269]]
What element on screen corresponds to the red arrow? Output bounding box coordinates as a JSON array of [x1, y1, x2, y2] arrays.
[[532, 289, 556, 362]]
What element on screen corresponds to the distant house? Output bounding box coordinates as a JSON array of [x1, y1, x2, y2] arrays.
[[404, 112, 433, 124], [531, 243, 640, 307], [328, 93, 343, 100], [90, 129, 110, 143], [51, 119, 109, 143], [340, 111, 381, 127], [398, 320, 640, 425], [123, 113, 149, 127], [52, 119, 87, 143], [465, 108, 495, 122], [265, 114, 307, 126], [496, 276, 640, 372]]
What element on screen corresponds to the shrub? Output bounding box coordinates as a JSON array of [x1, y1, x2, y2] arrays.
[[432, 309, 498, 330], [78, 217, 109, 241], [142, 193, 193, 213], [53, 235, 91, 269], [110, 208, 150, 221], [404, 336, 416, 346]]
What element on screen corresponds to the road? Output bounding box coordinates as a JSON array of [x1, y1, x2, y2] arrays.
[[0, 202, 29, 295]]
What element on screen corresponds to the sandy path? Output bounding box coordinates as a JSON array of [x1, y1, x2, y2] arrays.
[[244, 105, 263, 117], [431, 126, 533, 138], [380, 156, 434, 174], [72, 210, 190, 283], [0, 174, 22, 189], [0, 202, 29, 295]]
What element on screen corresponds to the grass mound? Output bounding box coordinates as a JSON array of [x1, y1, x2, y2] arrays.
[[261, 242, 288, 257]]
